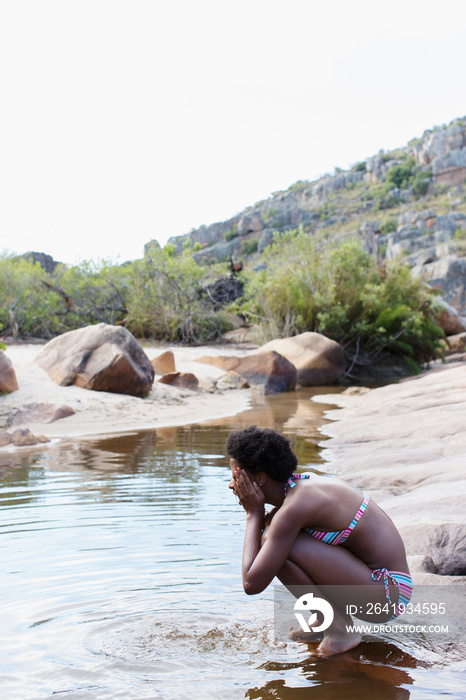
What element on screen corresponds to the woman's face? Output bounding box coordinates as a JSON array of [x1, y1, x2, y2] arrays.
[[228, 458, 259, 501], [228, 457, 241, 496]]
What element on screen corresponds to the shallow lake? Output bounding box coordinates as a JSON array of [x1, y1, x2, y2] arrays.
[[1, 388, 464, 699]]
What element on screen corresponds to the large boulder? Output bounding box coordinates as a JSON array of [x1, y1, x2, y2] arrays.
[[35, 324, 154, 397], [257, 332, 346, 386], [0, 351, 19, 394], [432, 299, 466, 336], [441, 331, 466, 355], [196, 350, 297, 394]]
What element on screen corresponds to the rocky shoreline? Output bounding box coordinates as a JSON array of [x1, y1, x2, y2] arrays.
[[314, 360, 466, 584]]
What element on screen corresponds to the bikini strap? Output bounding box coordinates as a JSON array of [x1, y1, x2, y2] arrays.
[[371, 568, 400, 604], [284, 473, 310, 495]]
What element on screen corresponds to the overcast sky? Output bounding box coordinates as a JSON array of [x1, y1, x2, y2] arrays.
[[1, 0, 465, 266]]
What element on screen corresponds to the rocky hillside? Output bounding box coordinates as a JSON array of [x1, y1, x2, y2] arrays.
[[161, 116, 466, 314]]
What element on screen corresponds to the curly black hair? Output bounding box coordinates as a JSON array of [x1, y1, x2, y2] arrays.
[[226, 425, 298, 482]]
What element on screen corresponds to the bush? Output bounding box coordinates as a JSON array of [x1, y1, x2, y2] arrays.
[[385, 157, 416, 189], [380, 218, 398, 234], [242, 239, 258, 255], [224, 225, 238, 241], [237, 230, 444, 368], [124, 246, 231, 343], [354, 161, 367, 172], [0, 255, 62, 337], [412, 170, 432, 197]]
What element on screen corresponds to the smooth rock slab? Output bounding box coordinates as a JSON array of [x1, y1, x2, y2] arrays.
[[35, 324, 154, 398]]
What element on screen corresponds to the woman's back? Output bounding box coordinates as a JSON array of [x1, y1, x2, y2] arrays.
[[283, 473, 409, 572]]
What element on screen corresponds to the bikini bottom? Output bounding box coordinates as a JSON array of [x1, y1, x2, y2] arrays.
[[371, 568, 412, 621]]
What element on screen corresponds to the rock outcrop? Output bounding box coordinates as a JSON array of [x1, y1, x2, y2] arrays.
[[20, 251, 60, 274], [0, 351, 19, 394], [414, 121, 466, 186], [163, 116, 466, 320], [257, 332, 346, 386], [35, 323, 154, 397], [196, 350, 297, 394], [412, 255, 466, 314], [313, 363, 466, 581]]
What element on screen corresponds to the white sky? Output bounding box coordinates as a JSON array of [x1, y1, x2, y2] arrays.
[[1, 0, 465, 266]]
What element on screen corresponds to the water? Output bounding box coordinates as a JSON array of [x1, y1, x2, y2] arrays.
[[1, 389, 465, 699]]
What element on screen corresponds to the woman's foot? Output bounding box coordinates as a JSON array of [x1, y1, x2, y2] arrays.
[[317, 618, 362, 656], [288, 625, 322, 641], [317, 630, 362, 656]]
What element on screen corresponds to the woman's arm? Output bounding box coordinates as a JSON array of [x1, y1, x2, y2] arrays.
[[234, 468, 307, 595]]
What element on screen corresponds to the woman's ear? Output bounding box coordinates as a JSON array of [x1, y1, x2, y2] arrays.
[[256, 471, 268, 486]]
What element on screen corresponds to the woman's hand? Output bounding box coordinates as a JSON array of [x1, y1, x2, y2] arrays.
[[232, 467, 265, 515]]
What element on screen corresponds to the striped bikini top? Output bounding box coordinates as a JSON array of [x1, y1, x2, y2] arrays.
[[285, 473, 370, 546]]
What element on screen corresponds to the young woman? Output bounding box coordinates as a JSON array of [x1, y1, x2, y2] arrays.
[[226, 425, 412, 656]]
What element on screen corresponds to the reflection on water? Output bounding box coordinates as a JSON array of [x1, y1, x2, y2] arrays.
[[0, 388, 464, 699]]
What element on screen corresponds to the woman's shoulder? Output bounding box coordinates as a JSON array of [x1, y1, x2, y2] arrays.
[[286, 473, 364, 515]]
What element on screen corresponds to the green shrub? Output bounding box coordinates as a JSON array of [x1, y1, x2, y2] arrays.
[[238, 230, 444, 368], [242, 239, 258, 255], [0, 255, 62, 337], [354, 161, 367, 172], [385, 157, 416, 189], [287, 180, 309, 193], [380, 218, 398, 234], [224, 224, 238, 241], [412, 170, 432, 197], [374, 194, 398, 211]]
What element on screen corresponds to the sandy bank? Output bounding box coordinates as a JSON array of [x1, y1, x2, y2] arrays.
[[0, 343, 256, 441], [313, 361, 466, 585]]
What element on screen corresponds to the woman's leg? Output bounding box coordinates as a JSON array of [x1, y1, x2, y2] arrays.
[[263, 529, 399, 655], [276, 556, 363, 655]]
